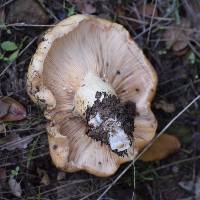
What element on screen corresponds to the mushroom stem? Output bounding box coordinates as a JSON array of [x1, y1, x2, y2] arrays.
[[74, 73, 134, 154], [74, 72, 116, 116]]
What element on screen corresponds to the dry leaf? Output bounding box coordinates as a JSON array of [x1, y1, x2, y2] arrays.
[[9, 176, 22, 197], [163, 18, 192, 56], [0, 133, 33, 151], [7, 0, 49, 25], [37, 168, 50, 186], [138, 3, 159, 18], [139, 134, 181, 162], [0, 97, 26, 122], [57, 171, 66, 181], [154, 100, 175, 113]]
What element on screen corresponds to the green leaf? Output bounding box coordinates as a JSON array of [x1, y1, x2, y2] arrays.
[[11, 166, 20, 177], [67, 6, 75, 16], [1, 41, 18, 51], [0, 53, 4, 60], [188, 51, 196, 64], [8, 50, 19, 62]]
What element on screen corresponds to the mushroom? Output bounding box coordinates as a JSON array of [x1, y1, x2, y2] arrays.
[[27, 15, 158, 177]]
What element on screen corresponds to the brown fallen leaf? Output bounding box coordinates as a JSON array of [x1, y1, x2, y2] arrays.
[[0, 97, 26, 122], [139, 134, 181, 162], [163, 18, 192, 56]]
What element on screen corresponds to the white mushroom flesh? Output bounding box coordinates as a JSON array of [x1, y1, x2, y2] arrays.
[[108, 127, 131, 152], [88, 112, 103, 127]]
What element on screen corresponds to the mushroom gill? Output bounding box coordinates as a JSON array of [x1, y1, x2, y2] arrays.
[[27, 14, 158, 177]]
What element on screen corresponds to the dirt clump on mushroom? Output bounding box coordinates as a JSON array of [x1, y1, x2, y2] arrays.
[[86, 91, 136, 156]]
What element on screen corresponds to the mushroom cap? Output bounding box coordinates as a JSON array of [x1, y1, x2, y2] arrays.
[[27, 14, 158, 177]]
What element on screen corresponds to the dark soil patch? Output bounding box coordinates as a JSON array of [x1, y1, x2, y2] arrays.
[[86, 92, 135, 155], [86, 91, 135, 156]]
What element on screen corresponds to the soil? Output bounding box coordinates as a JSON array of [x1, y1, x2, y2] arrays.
[[85, 91, 135, 156]]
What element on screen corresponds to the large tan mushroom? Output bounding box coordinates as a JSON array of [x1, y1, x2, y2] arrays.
[[27, 14, 158, 177]]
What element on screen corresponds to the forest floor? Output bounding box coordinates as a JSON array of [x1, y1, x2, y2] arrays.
[[0, 0, 200, 199]]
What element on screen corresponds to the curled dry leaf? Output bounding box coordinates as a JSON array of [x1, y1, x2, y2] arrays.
[[154, 100, 175, 113], [139, 134, 181, 162], [0, 97, 26, 122], [9, 176, 22, 198], [163, 18, 192, 56]]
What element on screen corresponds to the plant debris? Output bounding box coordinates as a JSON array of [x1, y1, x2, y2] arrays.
[[71, 0, 96, 14], [37, 167, 50, 186], [7, 0, 49, 24], [0, 168, 6, 187], [154, 100, 176, 113], [0, 133, 33, 151], [139, 134, 181, 161], [0, 97, 26, 122], [163, 18, 192, 56], [9, 176, 22, 198], [179, 173, 200, 199], [138, 3, 159, 19]]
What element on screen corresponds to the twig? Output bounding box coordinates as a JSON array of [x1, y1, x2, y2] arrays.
[[80, 182, 113, 200], [188, 42, 200, 59], [36, 0, 59, 22], [0, 23, 57, 28], [0, 0, 16, 8], [97, 95, 200, 200], [141, 154, 200, 176], [118, 16, 148, 25], [146, 0, 158, 43], [0, 131, 45, 150]]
